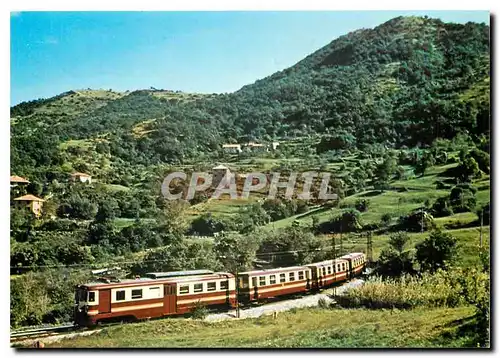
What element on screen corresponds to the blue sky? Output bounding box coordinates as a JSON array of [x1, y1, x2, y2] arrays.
[[10, 11, 489, 105]]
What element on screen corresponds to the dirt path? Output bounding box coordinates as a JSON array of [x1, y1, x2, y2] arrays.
[[205, 279, 364, 322]]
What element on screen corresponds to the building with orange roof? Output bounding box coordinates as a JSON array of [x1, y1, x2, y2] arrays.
[[10, 175, 30, 186], [13, 194, 45, 217], [70, 172, 92, 184]]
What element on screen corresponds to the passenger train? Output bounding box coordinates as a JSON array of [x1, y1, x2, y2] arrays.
[[74, 252, 366, 326]]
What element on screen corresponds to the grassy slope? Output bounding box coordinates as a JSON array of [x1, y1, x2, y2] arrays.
[[47, 306, 477, 348]]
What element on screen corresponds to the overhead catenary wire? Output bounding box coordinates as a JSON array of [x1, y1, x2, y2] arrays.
[[10, 242, 364, 270]]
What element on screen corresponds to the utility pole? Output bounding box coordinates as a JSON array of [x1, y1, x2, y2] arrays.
[[332, 232, 337, 297], [339, 221, 343, 256], [421, 207, 424, 233], [480, 209, 483, 248], [235, 269, 240, 319], [367, 231, 373, 269]]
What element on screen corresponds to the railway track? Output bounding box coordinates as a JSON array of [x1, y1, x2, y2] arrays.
[[10, 324, 78, 342]]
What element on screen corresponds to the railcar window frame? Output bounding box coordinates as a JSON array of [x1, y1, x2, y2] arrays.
[[220, 280, 228, 290], [116, 290, 126, 301], [280, 273, 286, 283], [259, 276, 266, 286], [327, 266, 331, 275], [131, 289, 143, 299], [322, 267, 326, 276], [342, 263, 346, 271], [298, 271, 304, 280], [207, 282, 216, 291], [179, 285, 189, 294], [194, 283, 203, 293], [269, 275, 276, 284], [88, 291, 96, 302], [289, 272, 295, 281]]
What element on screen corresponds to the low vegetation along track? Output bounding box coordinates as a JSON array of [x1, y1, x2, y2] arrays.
[[11, 279, 364, 347]]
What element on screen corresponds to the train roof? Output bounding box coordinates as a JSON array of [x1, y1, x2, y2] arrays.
[[144, 270, 213, 279], [306, 258, 349, 267], [239, 265, 309, 276], [80, 272, 234, 290], [340, 252, 365, 259]]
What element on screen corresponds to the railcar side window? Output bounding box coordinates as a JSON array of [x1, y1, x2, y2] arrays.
[[88, 291, 95, 302], [322, 267, 326, 276], [116, 290, 126, 301], [337, 264, 341, 271], [207, 282, 216, 291], [289, 272, 295, 281], [194, 283, 203, 293], [259, 276, 266, 286], [298, 271, 304, 280], [220, 280, 228, 290], [280, 273, 286, 283], [327, 267, 331, 275], [180, 285, 189, 294], [269, 275, 276, 284], [131, 289, 143, 299]]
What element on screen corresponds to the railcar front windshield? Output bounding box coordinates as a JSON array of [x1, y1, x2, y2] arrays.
[[75, 287, 88, 304]]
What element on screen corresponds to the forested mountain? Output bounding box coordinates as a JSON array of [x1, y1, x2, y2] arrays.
[[11, 16, 490, 182]]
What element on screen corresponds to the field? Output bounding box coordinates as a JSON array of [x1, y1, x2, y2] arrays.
[[47, 306, 477, 348]]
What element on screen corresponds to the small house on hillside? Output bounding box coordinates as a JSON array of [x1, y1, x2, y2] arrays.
[[10, 175, 30, 187], [244, 142, 266, 152], [222, 144, 242, 154], [71, 172, 92, 184], [13, 194, 45, 217]]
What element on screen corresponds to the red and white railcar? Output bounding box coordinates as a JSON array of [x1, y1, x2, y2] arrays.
[[340, 252, 366, 277], [306, 258, 350, 290], [238, 266, 312, 302], [74, 272, 236, 326]]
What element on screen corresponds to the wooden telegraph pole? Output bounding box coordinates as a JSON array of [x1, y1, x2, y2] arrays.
[[480, 209, 484, 248], [332, 232, 337, 296]]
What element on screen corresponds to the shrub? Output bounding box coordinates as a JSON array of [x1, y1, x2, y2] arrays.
[[380, 213, 392, 226], [415, 229, 457, 273], [431, 197, 454, 217], [191, 301, 209, 319], [354, 198, 370, 212], [317, 297, 331, 309], [336, 268, 486, 310]]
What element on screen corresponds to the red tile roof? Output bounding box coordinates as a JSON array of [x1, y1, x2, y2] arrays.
[[10, 175, 30, 183], [14, 194, 45, 202]]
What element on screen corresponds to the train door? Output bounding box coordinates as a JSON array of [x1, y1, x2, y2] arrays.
[[163, 284, 177, 315], [98, 289, 111, 314], [252, 276, 258, 300], [347, 260, 354, 280]]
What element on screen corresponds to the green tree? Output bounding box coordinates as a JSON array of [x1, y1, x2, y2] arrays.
[[376, 232, 414, 277], [456, 156, 481, 182], [415, 152, 435, 177], [415, 229, 457, 273], [213, 232, 260, 272], [258, 226, 323, 267], [449, 184, 477, 213]]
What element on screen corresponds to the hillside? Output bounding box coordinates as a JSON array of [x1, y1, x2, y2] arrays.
[[10, 15, 490, 340], [11, 16, 490, 183]]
